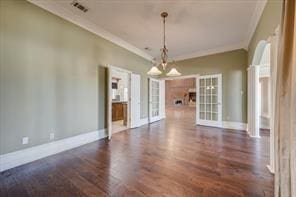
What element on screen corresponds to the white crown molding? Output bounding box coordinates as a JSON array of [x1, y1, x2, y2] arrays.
[[27, 0, 153, 61], [172, 0, 267, 61], [243, 0, 268, 49], [172, 42, 245, 61], [27, 0, 266, 63], [0, 129, 107, 172]]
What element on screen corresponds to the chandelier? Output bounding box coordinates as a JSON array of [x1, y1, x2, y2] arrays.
[[147, 12, 181, 77]]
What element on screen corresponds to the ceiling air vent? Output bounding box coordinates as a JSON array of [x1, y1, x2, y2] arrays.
[[71, 1, 89, 13], [144, 47, 152, 51]]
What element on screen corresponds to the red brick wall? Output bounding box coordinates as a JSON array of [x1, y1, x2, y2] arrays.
[[165, 78, 196, 106]]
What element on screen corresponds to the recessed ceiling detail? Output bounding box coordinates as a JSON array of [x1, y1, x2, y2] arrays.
[[29, 0, 267, 61]]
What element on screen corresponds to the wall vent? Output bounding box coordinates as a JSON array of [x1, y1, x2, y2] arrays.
[[71, 1, 89, 13]]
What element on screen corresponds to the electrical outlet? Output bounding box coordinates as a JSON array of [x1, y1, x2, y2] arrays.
[[22, 137, 29, 145], [49, 133, 55, 140]]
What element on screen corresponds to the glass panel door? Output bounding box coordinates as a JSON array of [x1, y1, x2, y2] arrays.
[[151, 80, 160, 117], [198, 74, 222, 127], [149, 78, 161, 123]]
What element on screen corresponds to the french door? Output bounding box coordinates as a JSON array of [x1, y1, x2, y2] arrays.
[[149, 78, 165, 123], [130, 73, 141, 128], [197, 74, 222, 127]]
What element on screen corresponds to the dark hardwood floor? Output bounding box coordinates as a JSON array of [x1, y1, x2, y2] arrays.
[[0, 106, 273, 196]]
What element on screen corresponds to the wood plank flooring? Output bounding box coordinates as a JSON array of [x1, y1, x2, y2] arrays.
[[0, 106, 273, 196]]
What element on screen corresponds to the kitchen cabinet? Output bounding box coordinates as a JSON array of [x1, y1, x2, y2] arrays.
[[112, 102, 127, 125]]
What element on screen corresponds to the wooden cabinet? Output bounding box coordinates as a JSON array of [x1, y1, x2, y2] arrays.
[[123, 103, 127, 126], [112, 102, 127, 125], [112, 103, 123, 121]]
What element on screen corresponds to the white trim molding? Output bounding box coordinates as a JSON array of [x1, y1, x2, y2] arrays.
[[247, 65, 261, 138], [259, 63, 271, 78], [0, 129, 107, 172], [163, 0, 267, 62], [267, 165, 275, 174], [27, 0, 267, 63], [248, 133, 261, 138], [27, 0, 153, 61], [222, 121, 248, 131]]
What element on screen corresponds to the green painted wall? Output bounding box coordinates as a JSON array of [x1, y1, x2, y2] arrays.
[[0, 0, 151, 154], [1, 0, 275, 155], [248, 0, 282, 64], [169, 49, 248, 123]]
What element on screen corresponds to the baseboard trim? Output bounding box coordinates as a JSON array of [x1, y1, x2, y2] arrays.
[[248, 133, 261, 138], [267, 165, 275, 174], [222, 121, 247, 131], [0, 129, 107, 172]]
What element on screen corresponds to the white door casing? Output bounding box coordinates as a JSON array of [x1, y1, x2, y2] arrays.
[[130, 73, 141, 128], [149, 78, 165, 123], [107, 66, 112, 140], [195, 75, 200, 124], [159, 80, 166, 119], [268, 30, 279, 174], [107, 65, 132, 139], [197, 74, 222, 127]]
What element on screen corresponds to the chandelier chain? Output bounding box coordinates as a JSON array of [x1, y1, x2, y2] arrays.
[[163, 14, 166, 48], [147, 12, 181, 77]]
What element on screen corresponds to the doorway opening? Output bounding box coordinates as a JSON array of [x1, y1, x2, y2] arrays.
[[110, 69, 129, 134], [164, 76, 198, 125], [258, 43, 271, 133], [248, 27, 279, 173], [163, 74, 223, 127], [248, 41, 272, 137], [107, 66, 143, 139], [259, 77, 271, 131]]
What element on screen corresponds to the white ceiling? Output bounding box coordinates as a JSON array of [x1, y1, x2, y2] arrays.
[[29, 0, 267, 61]]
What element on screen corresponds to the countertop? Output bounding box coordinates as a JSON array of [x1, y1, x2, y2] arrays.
[[112, 101, 128, 104]]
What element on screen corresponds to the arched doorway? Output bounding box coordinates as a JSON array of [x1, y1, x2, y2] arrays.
[[247, 27, 279, 174], [247, 40, 270, 138]]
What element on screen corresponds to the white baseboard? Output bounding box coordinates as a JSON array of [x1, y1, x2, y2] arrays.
[[245, 125, 262, 138], [0, 129, 107, 172], [248, 133, 261, 138], [267, 165, 275, 174], [222, 121, 247, 131]]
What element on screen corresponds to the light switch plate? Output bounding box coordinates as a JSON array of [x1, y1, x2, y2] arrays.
[[22, 137, 29, 145]]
